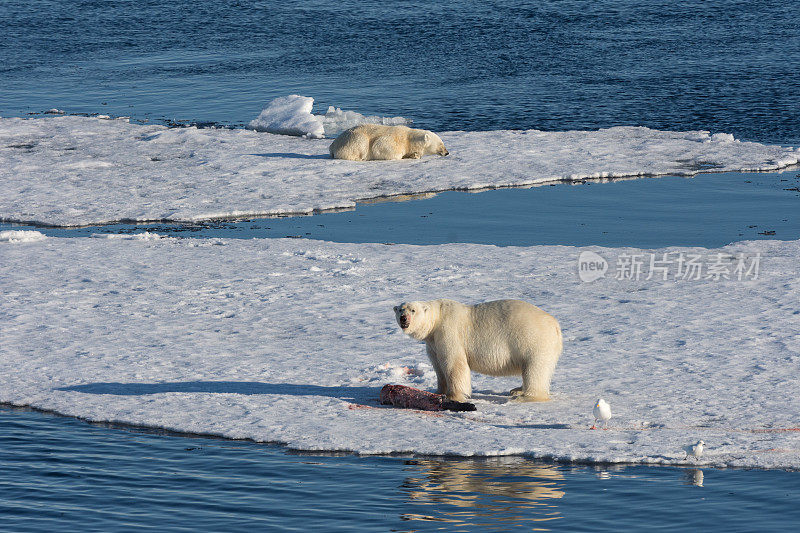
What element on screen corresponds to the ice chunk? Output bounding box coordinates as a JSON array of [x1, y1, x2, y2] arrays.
[[710, 133, 736, 143], [247, 95, 324, 139], [0, 230, 46, 243], [246, 96, 409, 138], [321, 106, 410, 137], [91, 232, 169, 241]]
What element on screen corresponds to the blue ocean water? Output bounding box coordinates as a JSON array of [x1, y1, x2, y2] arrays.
[[2, 405, 800, 533], [1, 0, 799, 145]]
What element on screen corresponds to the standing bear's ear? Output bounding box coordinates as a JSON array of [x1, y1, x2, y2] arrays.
[[393, 305, 399, 312], [422, 303, 430, 313]]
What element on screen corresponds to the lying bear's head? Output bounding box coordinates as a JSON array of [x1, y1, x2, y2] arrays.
[[427, 132, 450, 157], [394, 301, 434, 340], [412, 130, 449, 157]]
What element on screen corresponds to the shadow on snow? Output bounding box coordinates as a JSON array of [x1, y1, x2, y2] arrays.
[[58, 381, 381, 404], [250, 152, 331, 160]]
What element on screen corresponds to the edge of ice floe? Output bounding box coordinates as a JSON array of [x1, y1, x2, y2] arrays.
[[4, 164, 799, 229], [2, 401, 791, 471]]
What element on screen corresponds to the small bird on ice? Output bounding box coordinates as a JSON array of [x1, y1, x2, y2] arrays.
[[684, 440, 705, 461], [592, 398, 612, 430]]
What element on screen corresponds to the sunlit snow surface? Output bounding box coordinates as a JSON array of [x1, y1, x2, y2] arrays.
[[1, 115, 798, 226], [2, 236, 799, 468]]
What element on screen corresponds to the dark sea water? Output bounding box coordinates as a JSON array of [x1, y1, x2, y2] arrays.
[[3, 405, 800, 533], [2, 1, 800, 531], [1, 0, 799, 145]]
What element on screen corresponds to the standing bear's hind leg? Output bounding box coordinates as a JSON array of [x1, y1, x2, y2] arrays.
[[512, 358, 556, 402]]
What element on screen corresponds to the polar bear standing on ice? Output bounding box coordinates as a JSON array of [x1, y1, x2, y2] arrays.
[[329, 124, 449, 161], [394, 299, 562, 402]]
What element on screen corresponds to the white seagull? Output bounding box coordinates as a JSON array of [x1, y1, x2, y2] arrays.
[[684, 440, 705, 461], [592, 398, 612, 430]]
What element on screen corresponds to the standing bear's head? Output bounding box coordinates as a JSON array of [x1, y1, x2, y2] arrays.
[[411, 129, 449, 158], [394, 301, 437, 340]]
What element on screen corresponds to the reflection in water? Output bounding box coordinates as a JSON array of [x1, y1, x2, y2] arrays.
[[358, 192, 438, 205], [399, 457, 565, 528], [685, 469, 705, 487], [359, 174, 655, 205], [591, 464, 626, 480]]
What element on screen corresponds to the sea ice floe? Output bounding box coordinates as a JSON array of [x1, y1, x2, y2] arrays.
[[1, 236, 798, 468], [2, 114, 798, 227]]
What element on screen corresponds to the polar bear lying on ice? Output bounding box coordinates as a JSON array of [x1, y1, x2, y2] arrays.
[[329, 124, 449, 161], [394, 299, 562, 402]]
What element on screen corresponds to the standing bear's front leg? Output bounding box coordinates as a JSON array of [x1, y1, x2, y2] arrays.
[[426, 344, 447, 395], [433, 344, 471, 403]]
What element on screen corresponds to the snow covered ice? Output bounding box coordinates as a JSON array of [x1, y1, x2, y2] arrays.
[[1, 235, 799, 469], [1, 114, 799, 226], [3, 99, 800, 468]]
